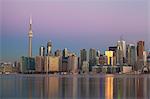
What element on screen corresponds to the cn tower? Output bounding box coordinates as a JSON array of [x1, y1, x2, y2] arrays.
[[28, 16, 33, 57]]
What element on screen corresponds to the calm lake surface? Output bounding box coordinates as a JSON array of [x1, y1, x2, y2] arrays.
[[0, 74, 150, 99]]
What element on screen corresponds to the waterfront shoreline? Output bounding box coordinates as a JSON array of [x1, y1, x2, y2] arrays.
[[1, 73, 150, 78]]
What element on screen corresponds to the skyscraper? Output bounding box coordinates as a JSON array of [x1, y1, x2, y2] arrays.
[[44, 56, 59, 73], [20, 56, 35, 73], [96, 50, 100, 57], [63, 48, 68, 58], [126, 44, 136, 67], [47, 41, 52, 56], [68, 54, 78, 73], [137, 41, 145, 59], [35, 56, 45, 73], [28, 16, 33, 57], [109, 46, 117, 65], [116, 39, 126, 65], [147, 51, 150, 67], [121, 40, 126, 60], [80, 49, 87, 70], [137, 41, 145, 70], [89, 48, 96, 71], [105, 51, 114, 66], [54, 49, 62, 73], [39, 46, 45, 56], [117, 41, 123, 65], [143, 51, 147, 66]]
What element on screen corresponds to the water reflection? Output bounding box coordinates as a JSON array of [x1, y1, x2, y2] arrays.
[[105, 76, 113, 99], [0, 74, 150, 99]]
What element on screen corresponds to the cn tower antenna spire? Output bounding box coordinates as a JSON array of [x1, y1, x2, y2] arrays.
[[28, 16, 33, 57], [30, 15, 32, 25]]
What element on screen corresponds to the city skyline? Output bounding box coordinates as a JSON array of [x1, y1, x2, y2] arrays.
[[1, 0, 150, 62]]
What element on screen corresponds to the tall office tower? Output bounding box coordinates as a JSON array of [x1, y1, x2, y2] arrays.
[[47, 41, 52, 56], [121, 40, 126, 60], [96, 50, 100, 57], [62, 57, 68, 72], [105, 51, 114, 66], [121, 40, 126, 63], [82, 61, 89, 73], [39, 46, 45, 56], [62, 48, 68, 72], [44, 56, 59, 73], [54, 49, 62, 72], [68, 55, 78, 73], [63, 48, 68, 58], [143, 51, 147, 66], [147, 52, 150, 67], [109, 46, 117, 65], [137, 41, 145, 70], [35, 56, 45, 73], [96, 50, 101, 65], [126, 44, 136, 68], [89, 48, 96, 71], [28, 17, 33, 57], [117, 41, 123, 66], [116, 39, 126, 64], [20, 56, 35, 73], [137, 41, 145, 59], [80, 49, 87, 70]]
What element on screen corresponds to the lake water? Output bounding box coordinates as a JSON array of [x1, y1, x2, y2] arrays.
[[0, 74, 150, 99]]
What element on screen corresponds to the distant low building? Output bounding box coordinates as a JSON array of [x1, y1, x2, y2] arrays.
[[122, 66, 132, 73], [0, 63, 18, 74], [92, 65, 120, 74], [92, 66, 101, 73]]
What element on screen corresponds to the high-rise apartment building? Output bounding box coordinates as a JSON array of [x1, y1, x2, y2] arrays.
[[44, 56, 59, 73], [137, 41, 144, 59], [80, 49, 87, 70], [47, 41, 52, 56], [105, 51, 114, 66], [109, 46, 117, 65], [143, 51, 147, 66], [54, 49, 62, 72], [35, 56, 45, 73], [96, 50, 100, 57], [68, 55, 78, 73], [63, 48, 68, 58], [20, 56, 35, 73], [117, 41, 123, 66], [137, 41, 145, 70], [39, 46, 45, 56], [147, 52, 150, 67], [126, 44, 136, 67], [89, 48, 96, 71]]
